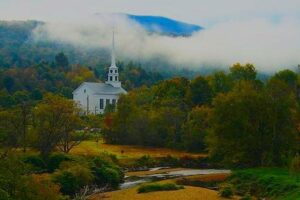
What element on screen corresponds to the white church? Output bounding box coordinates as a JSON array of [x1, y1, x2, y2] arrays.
[[73, 33, 127, 114]]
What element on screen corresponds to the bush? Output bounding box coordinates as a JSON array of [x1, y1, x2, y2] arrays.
[[228, 168, 300, 199], [135, 155, 157, 167], [91, 155, 123, 188], [53, 164, 93, 196], [219, 184, 233, 198], [240, 194, 252, 200], [93, 166, 121, 189], [158, 155, 180, 167], [93, 154, 118, 168], [47, 153, 71, 172], [27, 174, 62, 200], [53, 171, 79, 195], [138, 183, 184, 193], [0, 155, 62, 200], [179, 156, 207, 168], [23, 154, 46, 171]]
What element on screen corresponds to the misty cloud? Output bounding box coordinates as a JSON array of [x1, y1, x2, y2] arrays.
[[32, 15, 300, 72]]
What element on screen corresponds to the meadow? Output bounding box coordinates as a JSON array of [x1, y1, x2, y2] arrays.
[[70, 140, 206, 158], [90, 173, 235, 200]]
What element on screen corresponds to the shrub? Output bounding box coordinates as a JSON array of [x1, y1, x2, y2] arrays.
[[93, 166, 121, 189], [179, 156, 207, 168], [53, 171, 79, 195], [47, 153, 71, 172], [91, 155, 123, 188], [0, 156, 62, 200], [138, 183, 184, 193], [93, 155, 114, 168], [135, 155, 157, 167], [53, 164, 93, 196], [23, 154, 46, 171], [27, 174, 62, 200], [228, 168, 299, 198], [240, 194, 252, 200], [219, 184, 233, 198], [158, 155, 180, 167]]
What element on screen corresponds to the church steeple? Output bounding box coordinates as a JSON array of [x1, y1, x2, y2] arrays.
[[111, 30, 116, 67], [106, 30, 121, 88]]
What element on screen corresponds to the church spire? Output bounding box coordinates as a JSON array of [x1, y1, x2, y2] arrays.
[[111, 30, 116, 67], [106, 30, 121, 88]]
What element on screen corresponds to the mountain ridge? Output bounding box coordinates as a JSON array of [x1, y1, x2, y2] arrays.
[[125, 14, 203, 36]]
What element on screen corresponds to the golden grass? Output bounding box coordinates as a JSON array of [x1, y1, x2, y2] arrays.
[[70, 141, 207, 159], [90, 185, 234, 200], [177, 173, 230, 183], [89, 173, 235, 200]]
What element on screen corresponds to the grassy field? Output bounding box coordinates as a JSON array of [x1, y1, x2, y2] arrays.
[[70, 140, 206, 159], [90, 168, 232, 200], [228, 168, 300, 200], [90, 176, 236, 200], [91, 185, 230, 200]]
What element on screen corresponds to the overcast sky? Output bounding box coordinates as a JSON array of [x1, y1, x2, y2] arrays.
[[1, 0, 300, 71], [1, 0, 300, 26]]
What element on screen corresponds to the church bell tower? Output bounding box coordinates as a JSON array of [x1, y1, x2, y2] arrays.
[[106, 31, 121, 88]]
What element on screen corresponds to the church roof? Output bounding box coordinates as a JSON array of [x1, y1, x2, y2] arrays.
[[73, 82, 127, 95]]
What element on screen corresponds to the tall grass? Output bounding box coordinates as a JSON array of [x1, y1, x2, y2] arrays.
[[228, 168, 300, 200]]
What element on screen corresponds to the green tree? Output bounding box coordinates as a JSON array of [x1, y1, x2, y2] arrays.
[[271, 69, 298, 96], [207, 71, 233, 95], [55, 52, 69, 70], [186, 76, 213, 106], [32, 94, 81, 158], [208, 80, 297, 167], [272, 69, 297, 88], [183, 106, 212, 152], [0, 105, 31, 152], [229, 63, 257, 81]]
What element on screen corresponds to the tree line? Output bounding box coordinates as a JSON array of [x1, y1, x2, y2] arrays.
[[103, 63, 300, 167]]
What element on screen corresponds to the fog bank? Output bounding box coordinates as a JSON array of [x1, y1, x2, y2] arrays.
[[32, 15, 300, 72]]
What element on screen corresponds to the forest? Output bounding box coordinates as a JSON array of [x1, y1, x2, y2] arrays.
[[103, 63, 300, 167], [0, 54, 300, 199]]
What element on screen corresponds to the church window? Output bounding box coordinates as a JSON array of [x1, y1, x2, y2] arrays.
[[115, 70, 117, 73], [112, 99, 116, 105], [106, 99, 110, 105], [110, 70, 113, 73], [115, 76, 118, 81], [84, 89, 86, 93], [100, 99, 104, 109], [110, 76, 113, 81]]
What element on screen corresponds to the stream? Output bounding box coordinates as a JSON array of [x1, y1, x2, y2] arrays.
[[120, 168, 231, 189]]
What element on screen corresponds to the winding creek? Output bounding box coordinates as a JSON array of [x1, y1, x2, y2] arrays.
[[120, 168, 231, 189]]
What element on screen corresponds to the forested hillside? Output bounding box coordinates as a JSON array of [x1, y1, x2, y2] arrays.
[[0, 20, 211, 78], [0, 52, 163, 108], [0, 20, 109, 68]]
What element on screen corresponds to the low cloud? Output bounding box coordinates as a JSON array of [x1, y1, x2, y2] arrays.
[[32, 14, 300, 72]]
